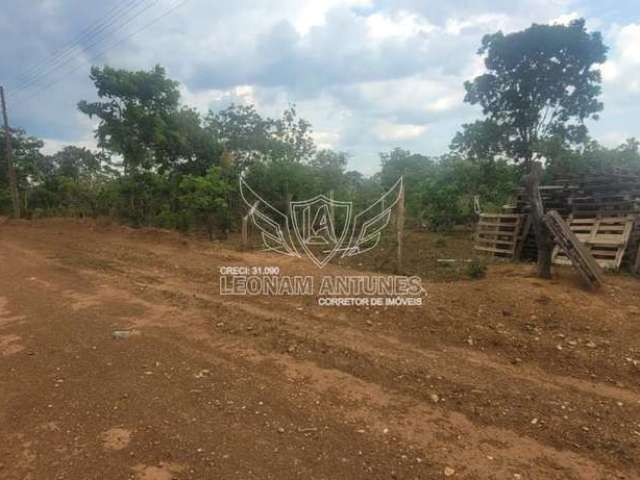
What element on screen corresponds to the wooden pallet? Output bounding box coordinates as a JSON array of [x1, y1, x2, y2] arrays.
[[544, 211, 604, 289], [552, 216, 633, 270], [474, 213, 523, 258]]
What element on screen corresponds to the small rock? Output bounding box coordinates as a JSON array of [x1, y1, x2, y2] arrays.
[[112, 330, 139, 340], [277, 427, 285, 434], [444, 466, 455, 477], [585, 341, 597, 349], [430, 394, 440, 403], [531, 418, 539, 425], [194, 369, 210, 378]]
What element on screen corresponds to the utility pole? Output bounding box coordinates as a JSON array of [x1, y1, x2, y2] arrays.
[[0, 86, 20, 219]]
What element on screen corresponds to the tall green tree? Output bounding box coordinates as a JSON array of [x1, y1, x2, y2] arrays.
[[0, 129, 45, 213], [460, 19, 607, 169], [78, 65, 198, 172], [459, 19, 607, 279], [379, 148, 434, 222]]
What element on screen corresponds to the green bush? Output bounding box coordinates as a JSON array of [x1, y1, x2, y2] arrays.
[[466, 258, 487, 279]]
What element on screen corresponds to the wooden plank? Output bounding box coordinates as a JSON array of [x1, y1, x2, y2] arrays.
[[473, 245, 514, 255], [514, 214, 532, 260], [476, 213, 522, 219], [544, 210, 604, 289], [476, 229, 519, 235]]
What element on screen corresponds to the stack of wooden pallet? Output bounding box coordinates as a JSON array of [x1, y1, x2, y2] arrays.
[[482, 170, 640, 272]]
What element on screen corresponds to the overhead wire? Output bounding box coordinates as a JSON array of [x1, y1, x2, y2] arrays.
[[13, 0, 150, 87], [10, 0, 165, 99], [12, 0, 191, 105]]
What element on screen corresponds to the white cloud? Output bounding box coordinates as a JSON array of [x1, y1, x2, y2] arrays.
[[41, 135, 97, 155], [293, 0, 373, 34], [444, 14, 511, 35], [550, 12, 581, 25], [311, 130, 340, 150], [374, 120, 427, 141], [4, 0, 640, 173], [366, 10, 435, 40]]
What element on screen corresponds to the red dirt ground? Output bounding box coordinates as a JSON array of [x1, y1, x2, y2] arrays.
[[1, 218, 639, 479]]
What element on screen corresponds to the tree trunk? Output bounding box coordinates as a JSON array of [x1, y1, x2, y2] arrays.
[[525, 162, 554, 279]]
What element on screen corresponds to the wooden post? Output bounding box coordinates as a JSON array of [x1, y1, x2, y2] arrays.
[[473, 195, 481, 216], [634, 243, 640, 276], [525, 162, 553, 279], [242, 201, 259, 250], [396, 185, 405, 274], [0, 86, 19, 219], [242, 216, 249, 250], [329, 189, 335, 227]]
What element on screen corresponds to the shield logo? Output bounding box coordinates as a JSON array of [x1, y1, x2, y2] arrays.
[[291, 195, 352, 268]]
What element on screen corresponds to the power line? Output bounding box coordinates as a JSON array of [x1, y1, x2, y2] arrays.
[[11, 0, 162, 97], [13, 0, 191, 105], [13, 0, 148, 86], [10, 0, 163, 98]]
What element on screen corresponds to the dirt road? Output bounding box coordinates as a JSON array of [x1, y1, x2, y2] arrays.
[[1, 219, 639, 479]]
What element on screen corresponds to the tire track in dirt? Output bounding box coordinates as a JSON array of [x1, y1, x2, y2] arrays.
[[46, 256, 639, 478], [3, 222, 640, 479]]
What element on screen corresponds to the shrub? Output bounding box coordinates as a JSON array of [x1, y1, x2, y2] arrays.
[[467, 258, 487, 279]]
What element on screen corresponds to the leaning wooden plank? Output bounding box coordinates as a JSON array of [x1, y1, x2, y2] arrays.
[[514, 214, 533, 260], [543, 210, 605, 289]]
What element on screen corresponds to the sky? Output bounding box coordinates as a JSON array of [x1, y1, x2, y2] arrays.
[[1, 0, 640, 175]]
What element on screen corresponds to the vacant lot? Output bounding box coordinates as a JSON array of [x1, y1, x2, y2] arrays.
[[1, 219, 639, 480]]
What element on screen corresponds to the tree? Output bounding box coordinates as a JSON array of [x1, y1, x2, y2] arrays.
[[50, 146, 102, 181], [460, 19, 607, 278], [269, 105, 316, 164], [0, 128, 45, 213], [179, 167, 232, 239], [421, 155, 517, 229], [206, 103, 315, 169], [78, 65, 183, 173], [462, 19, 607, 169], [205, 104, 272, 170], [379, 148, 434, 222], [309, 149, 349, 193], [450, 119, 508, 162], [542, 137, 640, 178]]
